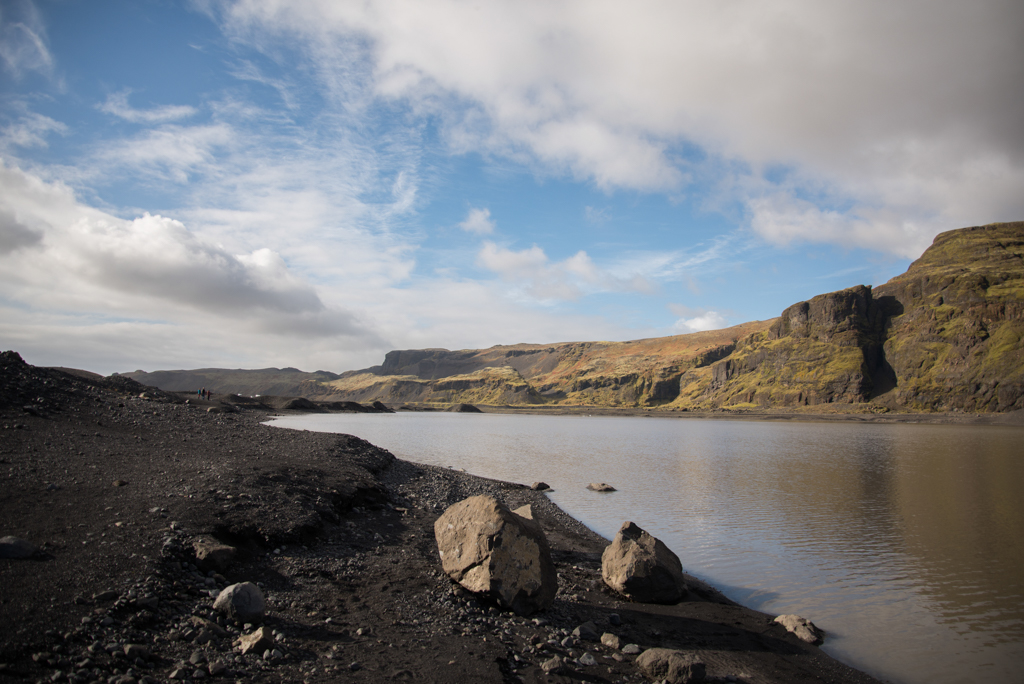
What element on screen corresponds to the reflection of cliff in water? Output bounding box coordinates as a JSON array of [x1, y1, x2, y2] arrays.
[[889, 427, 1024, 638]]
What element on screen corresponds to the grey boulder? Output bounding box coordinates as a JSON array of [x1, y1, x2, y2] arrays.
[[434, 494, 557, 615], [601, 521, 687, 603], [635, 648, 706, 683], [213, 582, 266, 623]]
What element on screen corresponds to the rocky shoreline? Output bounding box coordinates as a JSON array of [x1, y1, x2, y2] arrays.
[[1, 352, 882, 683]]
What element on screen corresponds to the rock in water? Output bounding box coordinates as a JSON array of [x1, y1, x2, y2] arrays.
[[434, 494, 557, 615], [601, 521, 687, 603], [213, 582, 266, 623], [773, 614, 824, 644], [635, 648, 706, 683], [587, 482, 616, 492]]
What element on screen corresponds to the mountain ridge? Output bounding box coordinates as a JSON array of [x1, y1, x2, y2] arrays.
[[122, 221, 1024, 413]]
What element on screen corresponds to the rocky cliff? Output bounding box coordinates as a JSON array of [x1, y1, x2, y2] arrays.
[[123, 222, 1024, 413], [695, 222, 1023, 411]]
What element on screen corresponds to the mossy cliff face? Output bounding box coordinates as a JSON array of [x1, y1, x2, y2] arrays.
[[698, 222, 1024, 411], [872, 222, 1024, 411], [701, 285, 891, 408]]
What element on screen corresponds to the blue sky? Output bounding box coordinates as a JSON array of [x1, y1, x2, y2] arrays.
[[1, 0, 1022, 375]]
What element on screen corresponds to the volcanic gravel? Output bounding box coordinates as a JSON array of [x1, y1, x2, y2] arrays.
[[0, 351, 881, 684]]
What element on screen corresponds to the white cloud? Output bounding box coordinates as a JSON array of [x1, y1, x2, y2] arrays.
[[669, 304, 729, 334], [98, 90, 198, 124], [0, 162, 379, 341], [476, 240, 650, 302], [217, 0, 1024, 256], [748, 194, 936, 260], [458, 207, 495, 235]]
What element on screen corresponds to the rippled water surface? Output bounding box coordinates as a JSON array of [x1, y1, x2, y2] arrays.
[[268, 412, 1024, 684]]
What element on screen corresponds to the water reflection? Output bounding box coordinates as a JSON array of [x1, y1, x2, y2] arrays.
[[267, 413, 1024, 684]]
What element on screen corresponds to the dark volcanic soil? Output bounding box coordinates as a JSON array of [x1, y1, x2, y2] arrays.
[[0, 351, 882, 684]]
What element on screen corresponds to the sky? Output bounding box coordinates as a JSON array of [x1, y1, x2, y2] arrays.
[[1, 0, 1021, 375]]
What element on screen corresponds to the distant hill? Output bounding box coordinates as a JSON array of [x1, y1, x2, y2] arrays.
[[122, 222, 1024, 413], [121, 366, 341, 399]]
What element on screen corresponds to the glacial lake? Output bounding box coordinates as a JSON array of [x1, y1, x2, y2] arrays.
[[268, 412, 1024, 684]]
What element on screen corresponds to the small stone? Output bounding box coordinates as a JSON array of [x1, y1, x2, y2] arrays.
[[134, 597, 159, 612], [578, 652, 597, 666], [622, 643, 641, 655], [608, 613, 621, 626], [207, 660, 228, 676], [601, 633, 622, 649], [349, 662, 362, 672], [237, 626, 273, 656], [530, 482, 550, 491], [193, 668, 208, 679], [540, 655, 564, 674], [773, 614, 824, 644], [193, 539, 237, 573], [586, 482, 616, 492], [0, 536, 37, 559], [123, 645, 149, 660], [190, 651, 207, 665], [573, 621, 599, 641], [169, 669, 187, 680], [635, 648, 706, 684], [112, 480, 128, 487]]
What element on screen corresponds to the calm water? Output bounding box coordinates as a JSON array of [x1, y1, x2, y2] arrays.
[[268, 412, 1024, 684]]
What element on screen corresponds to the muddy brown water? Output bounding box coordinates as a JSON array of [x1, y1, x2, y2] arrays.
[[268, 412, 1024, 684]]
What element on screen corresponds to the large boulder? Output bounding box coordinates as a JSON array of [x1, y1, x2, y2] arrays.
[[635, 648, 706, 684], [601, 521, 687, 603], [213, 582, 266, 623], [434, 495, 557, 615]]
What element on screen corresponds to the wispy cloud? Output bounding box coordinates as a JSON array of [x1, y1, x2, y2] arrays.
[[0, 0, 54, 80], [94, 124, 233, 183], [98, 90, 198, 124], [1, 109, 66, 150]]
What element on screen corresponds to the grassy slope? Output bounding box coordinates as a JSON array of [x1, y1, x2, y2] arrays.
[[120, 223, 1024, 412]]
